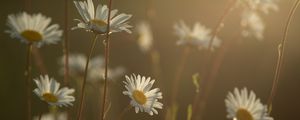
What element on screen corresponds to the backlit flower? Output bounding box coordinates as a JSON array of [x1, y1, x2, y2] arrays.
[[174, 20, 221, 50], [6, 12, 62, 47], [73, 0, 132, 34], [33, 75, 75, 107], [225, 88, 273, 120], [123, 74, 163, 115]]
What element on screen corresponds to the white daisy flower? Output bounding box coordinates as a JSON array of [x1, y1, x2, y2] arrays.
[[136, 21, 153, 52], [33, 112, 67, 120], [73, 0, 132, 34], [59, 54, 125, 82], [33, 75, 75, 107], [241, 11, 265, 40], [236, 0, 278, 14], [122, 74, 163, 115], [225, 88, 273, 120], [6, 12, 63, 47], [174, 21, 221, 50]]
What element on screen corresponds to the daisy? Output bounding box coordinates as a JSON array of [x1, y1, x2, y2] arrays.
[[33, 75, 75, 107], [73, 0, 132, 34], [174, 20, 221, 50], [136, 21, 153, 52], [236, 0, 278, 14], [6, 12, 63, 47], [225, 88, 273, 120], [33, 112, 67, 120], [59, 54, 125, 82], [122, 74, 163, 115], [241, 11, 265, 40]]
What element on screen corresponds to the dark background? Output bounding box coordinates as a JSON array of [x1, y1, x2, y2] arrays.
[[0, 0, 299, 119]]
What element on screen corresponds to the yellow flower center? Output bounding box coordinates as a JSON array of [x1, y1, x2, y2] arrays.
[[42, 93, 58, 103], [21, 30, 42, 42], [236, 109, 254, 120], [90, 19, 107, 27], [132, 90, 147, 105], [185, 34, 195, 41]]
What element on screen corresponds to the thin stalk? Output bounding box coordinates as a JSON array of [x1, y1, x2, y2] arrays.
[[100, 0, 113, 119], [76, 34, 99, 120], [192, 31, 241, 120], [170, 47, 191, 104], [150, 49, 161, 79], [118, 105, 132, 120], [63, 0, 70, 85], [32, 47, 48, 74], [38, 113, 42, 120], [267, 0, 300, 109], [206, 0, 235, 51], [25, 43, 33, 120], [192, 0, 236, 119]]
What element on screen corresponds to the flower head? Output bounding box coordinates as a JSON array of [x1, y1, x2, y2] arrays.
[[73, 0, 132, 34], [33, 112, 67, 120], [136, 21, 153, 52], [225, 88, 273, 120], [6, 12, 63, 47], [33, 75, 75, 107], [122, 74, 163, 115], [59, 54, 125, 82], [174, 20, 221, 50], [241, 11, 265, 40], [237, 0, 279, 14]]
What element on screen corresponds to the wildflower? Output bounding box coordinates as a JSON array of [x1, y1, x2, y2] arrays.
[[225, 88, 273, 120], [241, 11, 265, 40], [174, 21, 221, 50], [73, 0, 132, 34], [236, 0, 278, 14], [136, 21, 153, 52], [59, 54, 125, 82], [33, 75, 75, 107], [33, 112, 67, 120], [123, 74, 163, 115], [6, 12, 62, 47]]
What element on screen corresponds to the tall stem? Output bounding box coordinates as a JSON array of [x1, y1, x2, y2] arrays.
[[267, 0, 300, 109], [25, 43, 33, 120], [63, 0, 70, 85], [101, 0, 113, 119], [76, 35, 99, 120], [150, 50, 161, 79], [192, 31, 241, 120], [32, 47, 48, 74], [193, 0, 236, 119], [118, 105, 132, 120], [170, 47, 191, 104]]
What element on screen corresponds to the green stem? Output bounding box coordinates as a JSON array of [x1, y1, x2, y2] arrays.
[[193, 0, 236, 119], [63, 0, 70, 85], [267, 0, 300, 110], [25, 43, 33, 120], [76, 34, 99, 120], [118, 105, 132, 120], [100, 0, 113, 119]]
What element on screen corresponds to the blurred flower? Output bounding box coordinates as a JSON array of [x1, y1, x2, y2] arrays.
[[59, 54, 125, 82], [5, 12, 63, 47], [33, 75, 75, 107], [122, 74, 163, 115], [136, 21, 153, 52], [73, 0, 132, 34], [33, 112, 67, 120], [225, 88, 273, 120], [236, 0, 279, 14], [241, 11, 265, 40], [174, 20, 221, 50]]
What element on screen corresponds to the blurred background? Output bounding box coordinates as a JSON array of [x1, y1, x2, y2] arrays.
[[0, 0, 300, 119]]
